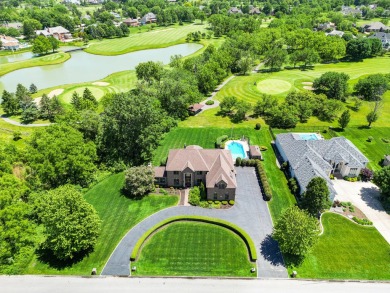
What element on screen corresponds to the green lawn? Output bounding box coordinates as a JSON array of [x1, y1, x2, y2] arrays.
[[85, 24, 207, 55], [0, 52, 70, 77], [153, 127, 295, 221], [287, 213, 390, 280], [26, 173, 179, 275], [132, 221, 255, 277]]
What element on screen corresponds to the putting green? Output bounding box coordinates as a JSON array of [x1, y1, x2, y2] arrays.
[[61, 86, 105, 104], [257, 79, 292, 95]]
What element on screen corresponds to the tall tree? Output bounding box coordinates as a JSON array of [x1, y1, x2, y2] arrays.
[[338, 110, 351, 129], [39, 93, 51, 119], [373, 166, 390, 199], [285, 92, 315, 123], [313, 72, 350, 101], [272, 206, 319, 257], [123, 166, 154, 198], [29, 83, 38, 94], [264, 47, 287, 70], [135, 61, 164, 84], [27, 125, 97, 188], [253, 94, 278, 117], [1, 90, 19, 115], [300, 177, 331, 217], [219, 96, 237, 115], [32, 35, 52, 55], [98, 93, 176, 165], [346, 38, 372, 59], [366, 101, 382, 127], [34, 185, 101, 260], [354, 74, 389, 101], [47, 36, 60, 53]]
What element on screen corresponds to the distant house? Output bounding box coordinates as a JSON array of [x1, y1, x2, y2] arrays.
[[317, 22, 335, 31], [154, 146, 237, 200], [141, 12, 157, 24], [228, 7, 243, 14], [326, 30, 344, 37], [362, 22, 389, 32], [0, 35, 20, 50], [110, 12, 121, 19], [369, 32, 390, 48], [188, 104, 203, 115], [63, 0, 80, 5], [35, 26, 72, 41], [1, 22, 22, 30], [249, 7, 261, 15], [88, 0, 103, 4], [123, 18, 139, 27], [249, 145, 262, 160], [275, 133, 369, 200], [383, 155, 390, 166], [341, 5, 362, 16]]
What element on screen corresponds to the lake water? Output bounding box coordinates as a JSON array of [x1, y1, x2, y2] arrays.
[[0, 52, 34, 64], [0, 43, 202, 93]]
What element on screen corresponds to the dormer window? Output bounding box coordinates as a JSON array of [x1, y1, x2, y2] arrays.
[[218, 182, 226, 189]]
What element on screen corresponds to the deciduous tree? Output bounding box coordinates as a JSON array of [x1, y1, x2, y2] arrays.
[[338, 110, 351, 129], [300, 177, 331, 217], [123, 166, 154, 198], [313, 72, 350, 101]]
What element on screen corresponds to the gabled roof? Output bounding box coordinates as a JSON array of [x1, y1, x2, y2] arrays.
[[363, 22, 389, 31], [165, 146, 236, 188]]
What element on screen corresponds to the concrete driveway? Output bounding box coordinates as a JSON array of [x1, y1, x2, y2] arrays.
[[101, 167, 287, 278], [333, 180, 390, 244]]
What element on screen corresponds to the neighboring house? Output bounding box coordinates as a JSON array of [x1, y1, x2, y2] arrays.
[[249, 7, 261, 15], [35, 26, 72, 41], [88, 0, 103, 4], [188, 104, 203, 115], [362, 22, 389, 32], [0, 35, 20, 50], [275, 133, 369, 200], [228, 7, 243, 14], [383, 155, 390, 166], [63, 0, 80, 5], [141, 12, 157, 24], [317, 22, 335, 31], [369, 32, 390, 48], [341, 5, 362, 16], [154, 145, 237, 201], [123, 18, 139, 27], [326, 30, 345, 37], [249, 145, 262, 160]]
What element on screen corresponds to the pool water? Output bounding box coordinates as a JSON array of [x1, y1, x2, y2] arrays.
[[299, 133, 319, 140], [227, 141, 247, 160]]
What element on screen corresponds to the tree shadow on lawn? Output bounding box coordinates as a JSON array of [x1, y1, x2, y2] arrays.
[[260, 234, 285, 266], [36, 247, 94, 270], [360, 187, 387, 212]]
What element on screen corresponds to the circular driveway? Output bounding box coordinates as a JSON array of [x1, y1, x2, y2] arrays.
[[101, 167, 288, 278]]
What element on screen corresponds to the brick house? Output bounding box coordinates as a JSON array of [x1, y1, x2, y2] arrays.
[[154, 145, 237, 200]]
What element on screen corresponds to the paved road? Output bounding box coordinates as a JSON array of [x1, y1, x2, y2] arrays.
[[1, 276, 389, 293], [333, 180, 390, 244], [1, 116, 51, 127], [102, 167, 287, 278]]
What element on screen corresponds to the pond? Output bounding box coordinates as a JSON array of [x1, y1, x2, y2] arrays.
[[0, 43, 202, 93], [0, 51, 34, 64]]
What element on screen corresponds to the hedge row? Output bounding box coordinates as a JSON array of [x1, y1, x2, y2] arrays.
[[255, 160, 272, 200], [130, 216, 257, 261]]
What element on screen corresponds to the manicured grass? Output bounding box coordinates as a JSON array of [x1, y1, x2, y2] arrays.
[[61, 86, 106, 103], [287, 213, 390, 280], [153, 127, 295, 221], [85, 24, 207, 56], [257, 79, 292, 95], [0, 52, 70, 76], [26, 173, 179, 275], [132, 222, 255, 277]]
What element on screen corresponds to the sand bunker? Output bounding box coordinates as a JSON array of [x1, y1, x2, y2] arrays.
[[33, 89, 64, 105], [303, 86, 314, 90], [92, 82, 110, 86], [302, 82, 313, 85]]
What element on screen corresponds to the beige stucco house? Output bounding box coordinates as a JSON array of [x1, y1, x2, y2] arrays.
[[154, 145, 237, 200]]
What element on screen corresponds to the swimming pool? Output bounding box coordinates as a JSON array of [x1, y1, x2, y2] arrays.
[[227, 141, 248, 160], [298, 133, 320, 141]]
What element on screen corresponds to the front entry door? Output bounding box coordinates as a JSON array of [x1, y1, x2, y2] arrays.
[[185, 173, 192, 187]]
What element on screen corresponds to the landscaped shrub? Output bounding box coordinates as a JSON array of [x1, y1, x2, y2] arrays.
[[260, 146, 268, 151], [367, 136, 374, 142], [241, 159, 247, 167], [349, 206, 355, 213], [160, 189, 169, 195], [214, 200, 221, 204], [382, 138, 390, 143], [255, 160, 272, 200], [215, 135, 228, 148], [229, 200, 235, 205], [130, 216, 258, 261], [255, 123, 261, 130], [235, 157, 242, 166], [344, 176, 358, 182], [221, 200, 228, 205], [205, 100, 215, 105], [352, 217, 373, 225], [189, 187, 201, 206], [208, 200, 213, 204], [329, 174, 334, 179], [288, 178, 299, 195]]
